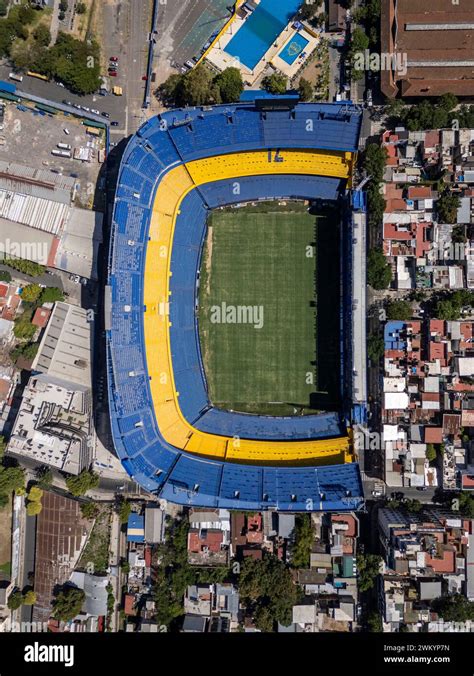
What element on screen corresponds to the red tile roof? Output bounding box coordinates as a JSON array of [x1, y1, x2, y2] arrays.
[[424, 427, 443, 443], [32, 307, 51, 328]]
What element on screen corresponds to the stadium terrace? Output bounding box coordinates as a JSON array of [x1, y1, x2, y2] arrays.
[[106, 98, 365, 512]]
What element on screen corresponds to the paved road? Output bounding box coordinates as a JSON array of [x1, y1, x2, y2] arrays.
[[101, 0, 152, 137]]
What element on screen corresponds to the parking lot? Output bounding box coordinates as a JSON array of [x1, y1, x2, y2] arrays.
[[0, 102, 105, 209], [154, 0, 233, 84]]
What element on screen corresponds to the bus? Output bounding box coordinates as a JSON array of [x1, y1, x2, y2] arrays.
[[51, 149, 71, 158], [27, 71, 48, 81], [8, 73, 23, 83], [57, 143, 71, 151]]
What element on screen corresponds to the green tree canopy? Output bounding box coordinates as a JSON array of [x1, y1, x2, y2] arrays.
[[21, 284, 42, 303], [239, 554, 301, 631], [39, 287, 64, 304], [357, 553, 382, 592], [298, 77, 313, 102], [0, 465, 25, 497], [386, 300, 412, 321], [33, 24, 51, 47], [80, 501, 100, 520], [426, 443, 437, 462], [23, 590, 37, 606], [261, 73, 288, 95], [7, 590, 24, 611], [289, 514, 314, 568], [367, 249, 391, 289], [35, 465, 53, 489], [65, 469, 99, 497], [177, 65, 214, 106], [53, 587, 85, 622], [213, 67, 243, 103], [26, 500, 42, 516], [13, 314, 36, 341], [436, 192, 461, 224], [4, 258, 45, 277], [368, 333, 384, 363], [431, 594, 474, 622]]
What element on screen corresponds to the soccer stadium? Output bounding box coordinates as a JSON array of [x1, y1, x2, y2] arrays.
[[106, 96, 366, 512]]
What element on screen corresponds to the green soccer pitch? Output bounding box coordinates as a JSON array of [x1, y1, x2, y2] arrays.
[[197, 202, 341, 416]]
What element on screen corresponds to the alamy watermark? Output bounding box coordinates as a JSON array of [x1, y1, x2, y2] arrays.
[[353, 50, 408, 76], [210, 302, 264, 329], [0, 239, 49, 266]]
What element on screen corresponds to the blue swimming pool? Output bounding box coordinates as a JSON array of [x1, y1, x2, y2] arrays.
[[225, 0, 303, 71], [279, 32, 309, 65]]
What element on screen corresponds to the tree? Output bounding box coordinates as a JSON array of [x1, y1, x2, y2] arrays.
[[431, 594, 474, 622], [28, 486, 43, 502], [26, 500, 42, 516], [349, 27, 369, 79], [4, 258, 45, 277], [0, 435, 5, 461], [0, 1, 7, 18], [0, 465, 25, 497], [0, 270, 11, 282], [10, 341, 39, 364], [367, 249, 391, 289], [117, 498, 131, 524], [76, 2, 86, 14], [363, 144, 387, 182], [177, 65, 214, 106], [13, 314, 36, 341], [452, 224, 467, 244], [66, 469, 99, 497], [386, 300, 412, 321], [298, 77, 313, 102], [438, 93, 458, 112], [35, 466, 53, 489], [239, 554, 300, 631], [7, 590, 23, 611], [80, 501, 99, 520], [368, 333, 384, 363], [367, 610, 383, 632], [384, 98, 405, 120], [21, 284, 42, 304], [157, 73, 182, 106], [33, 24, 51, 47], [214, 67, 243, 103], [458, 492, 474, 518], [39, 287, 64, 304], [436, 192, 461, 224], [299, 2, 320, 21], [52, 587, 85, 622], [357, 553, 382, 592], [59, 0, 68, 12], [23, 590, 37, 605], [261, 73, 287, 95], [405, 498, 422, 513], [426, 443, 437, 462], [289, 514, 314, 568]]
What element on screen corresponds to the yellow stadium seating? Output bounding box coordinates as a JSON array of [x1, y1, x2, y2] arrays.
[[143, 148, 356, 465]]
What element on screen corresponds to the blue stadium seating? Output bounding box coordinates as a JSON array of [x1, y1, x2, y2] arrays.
[[107, 101, 364, 511]]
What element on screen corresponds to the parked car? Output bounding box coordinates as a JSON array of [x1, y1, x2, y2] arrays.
[[91, 108, 100, 115], [111, 121, 119, 126], [64, 128, 70, 135], [108, 71, 117, 77], [110, 56, 119, 62], [101, 111, 110, 118]]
